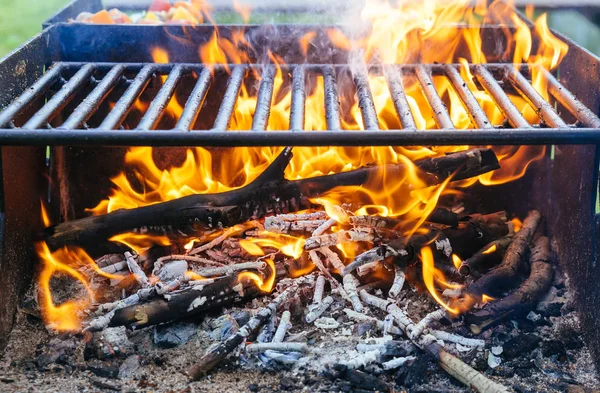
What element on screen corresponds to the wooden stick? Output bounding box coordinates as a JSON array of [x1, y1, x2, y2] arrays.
[[458, 235, 513, 277], [459, 210, 542, 311], [43, 148, 500, 252], [188, 278, 304, 380], [465, 236, 553, 334]]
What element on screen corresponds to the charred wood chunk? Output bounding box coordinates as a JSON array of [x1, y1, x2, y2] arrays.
[[458, 235, 514, 277], [465, 236, 554, 334], [42, 148, 500, 253], [459, 210, 541, 310], [108, 276, 248, 329]]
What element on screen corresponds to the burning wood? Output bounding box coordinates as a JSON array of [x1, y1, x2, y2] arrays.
[[42, 148, 500, 252]]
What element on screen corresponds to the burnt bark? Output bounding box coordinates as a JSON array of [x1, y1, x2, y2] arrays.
[[108, 276, 252, 329], [465, 236, 553, 334], [458, 235, 514, 278], [42, 148, 500, 253], [458, 210, 542, 310]]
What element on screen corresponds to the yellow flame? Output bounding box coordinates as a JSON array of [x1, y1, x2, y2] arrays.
[[109, 233, 171, 254], [421, 246, 459, 314], [452, 254, 462, 269], [482, 244, 497, 254], [511, 217, 523, 233], [237, 258, 276, 292], [36, 242, 124, 331], [238, 239, 265, 256], [481, 294, 495, 303]]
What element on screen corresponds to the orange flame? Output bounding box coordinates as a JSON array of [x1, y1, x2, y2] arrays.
[[452, 254, 462, 269], [36, 242, 124, 331], [237, 259, 276, 292], [421, 246, 459, 314]]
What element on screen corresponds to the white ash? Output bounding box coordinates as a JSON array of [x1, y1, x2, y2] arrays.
[[382, 355, 416, 370], [435, 238, 453, 258], [314, 317, 340, 329], [389, 265, 406, 298]]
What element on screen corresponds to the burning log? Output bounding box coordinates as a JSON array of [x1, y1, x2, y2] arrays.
[[42, 148, 500, 252], [188, 277, 306, 380], [458, 210, 542, 310], [465, 236, 553, 334], [458, 235, 514, 277], [98, 276, 248, 330], [360, 291, 509, 393]]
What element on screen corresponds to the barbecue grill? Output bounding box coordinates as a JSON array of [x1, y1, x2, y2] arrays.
[[0, 9, 600, 376]]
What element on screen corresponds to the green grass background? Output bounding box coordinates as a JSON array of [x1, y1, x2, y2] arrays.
[[0, 0, 599, 58]]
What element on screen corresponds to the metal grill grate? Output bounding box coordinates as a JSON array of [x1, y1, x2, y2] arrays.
[[0, 61, 599, 146]]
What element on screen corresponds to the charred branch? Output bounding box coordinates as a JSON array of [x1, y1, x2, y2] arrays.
[[465, 236, 553, 334], [458, 235, 514, 277], [43, 148, 499, 252], [459, 210, 542, 310]]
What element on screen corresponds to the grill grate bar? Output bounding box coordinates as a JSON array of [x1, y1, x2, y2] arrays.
[[444, 65, 493, 129], [471, 65, 531, 129], [289, 66, 306, 130], [354, 63, 380, 130], [0, 63, 66, 128], [137, 65, 184, 130], [98, 64, 155, 130], [384, 65, 417, 130], [60, 64, 125, 130], [540, 67, 600, 128], [415, 65, 455, 130], [503, 66, 568, 129], [323, 66, 342, 130], [23, 64, 95, 130], [213, 66, 246, 131], [252, 65, 276, 131], [1, 61, 596, 137], [176, 67, 212, 131]]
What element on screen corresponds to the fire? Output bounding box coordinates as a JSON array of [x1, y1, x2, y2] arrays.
[[482, 244, 497, 254], [36, 242, 124, 331], [511, 217, 523, 233], [421, 246, 459, 314], [109, 233, 172, 255], [38, 0, 571, 328], [452, 254, 462, 269], [237, 259, 276, 292]]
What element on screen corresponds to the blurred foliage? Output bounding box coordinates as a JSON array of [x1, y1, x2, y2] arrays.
[[0, 0, 70, 57]]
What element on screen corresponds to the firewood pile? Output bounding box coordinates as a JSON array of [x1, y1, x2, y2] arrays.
[[0, 147, 599, 392]]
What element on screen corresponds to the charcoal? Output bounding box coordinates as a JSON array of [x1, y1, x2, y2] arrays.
[[395, 354, 433, 387], [87, 360, 120, 379], [209, 314, 240, 341], [35, 337, 78, 368], [153, 322, 197, 348], [86, 327, 135, 360], [503, 334, 542, 359], [329, 364, 390, 392], [542, 340, 568, 361], [490, 366, 515, 378], [118, 355, 141, 379], [279, 376, 297, 390], [248, 383, 260, 392]]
